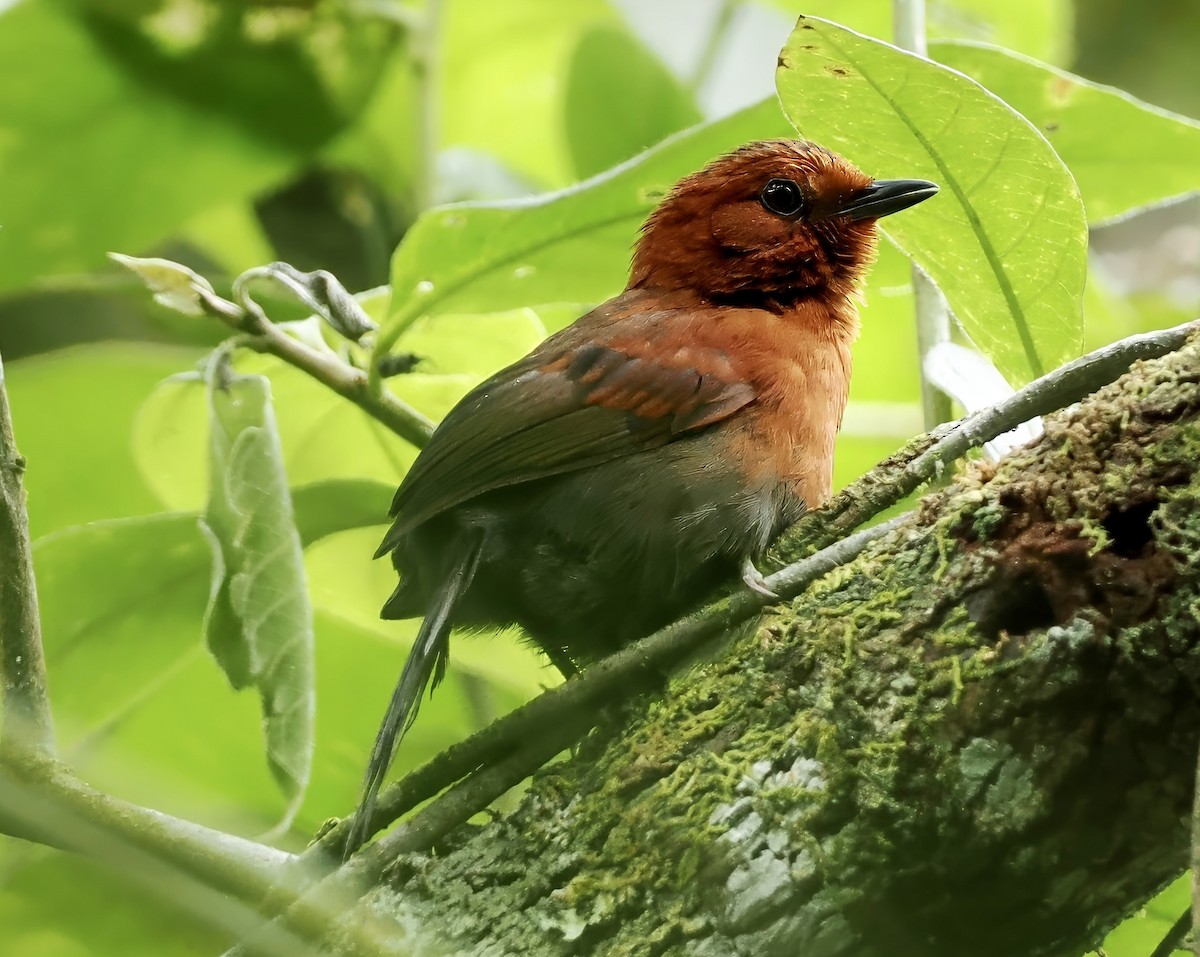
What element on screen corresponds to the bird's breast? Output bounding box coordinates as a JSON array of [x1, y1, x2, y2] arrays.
[[736, 334, 853, 510]]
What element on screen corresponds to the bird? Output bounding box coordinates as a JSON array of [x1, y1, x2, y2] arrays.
[[349, 139, 937, 852]]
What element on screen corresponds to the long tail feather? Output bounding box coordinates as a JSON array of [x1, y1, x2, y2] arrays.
[[343, 535, 483, 858]]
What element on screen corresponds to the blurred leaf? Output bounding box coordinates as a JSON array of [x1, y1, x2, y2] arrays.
[[768, 0, 1074, 64], [291, 479, 394, 547], [0, 852, 222, 957], [381, 98, 793, 349], [200, 364, 313, 822], [777, 17, 1086, 382], [0, 2, 291, 291], [3, 343, 203, 540], [846, 238, 922, 406], [440, 0, 620, 188], [1083, 269, 1196, 352], [565, 25, 701, 179], [931, 41, 1200, 223], [32, 514, 281, 826], [180, 201, 278, 277]]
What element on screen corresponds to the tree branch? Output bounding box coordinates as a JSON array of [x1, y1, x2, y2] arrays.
[[0, 348, 55, 760], [224, 303, 434, 449]]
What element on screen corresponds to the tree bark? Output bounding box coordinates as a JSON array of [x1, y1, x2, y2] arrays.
[[344, 332, 1200, 957]]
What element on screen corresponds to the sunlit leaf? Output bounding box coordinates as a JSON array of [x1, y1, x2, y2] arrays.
[[777, 17, 1086, 382], [200, 363, 313, 824], [779, 0, 1074, 64], [931, 41, 1200, 223]]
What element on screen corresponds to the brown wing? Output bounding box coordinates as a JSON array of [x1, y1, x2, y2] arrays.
[[375, 307, 755, 555]]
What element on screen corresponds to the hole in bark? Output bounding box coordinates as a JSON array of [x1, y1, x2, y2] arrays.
[[1101, 501, 1157, 558], [967, 572, 1058, 641]]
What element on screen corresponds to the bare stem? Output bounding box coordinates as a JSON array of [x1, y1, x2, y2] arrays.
[[412, 0, 443, 215], [0, 349, 55, 760], [803, 318, 1198, 548], [892, 0, 955, 429], [211, 300, 434, 448]]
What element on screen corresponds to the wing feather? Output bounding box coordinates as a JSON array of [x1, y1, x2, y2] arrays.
[[376, 308, 756, 553]]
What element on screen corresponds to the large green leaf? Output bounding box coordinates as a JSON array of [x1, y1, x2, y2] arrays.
[[200, 365, 313, 822], [0, 3, 289, 291], [379, 99, 793, 355], [565, 25, 701, 179], [777, 17, 1086, 382], [931, 41, 1200, 224], [32, 514, 281, 825], [772, 0, 1074, 64]]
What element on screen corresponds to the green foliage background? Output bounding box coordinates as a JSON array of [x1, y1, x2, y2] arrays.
[[0, 0, 1197, 954]]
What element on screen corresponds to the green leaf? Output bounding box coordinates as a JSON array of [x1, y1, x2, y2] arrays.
[[776, 17, 1086, 382], [440, 0, 621, 188], [931, 41, 1200, 223], [291, 479, 395, 547], [778, 0, 1074, 64], [3, 343, 203, 540], [0, 2, 290, 291], [200, 361, 313, 823], [565, 25, 702, 179], [380, 98, 793, 354], [32, 514, 281, 824]]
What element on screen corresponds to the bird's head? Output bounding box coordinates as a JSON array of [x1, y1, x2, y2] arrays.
[[630, 139, 936, 310]]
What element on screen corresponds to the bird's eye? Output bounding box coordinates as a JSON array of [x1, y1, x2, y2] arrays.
[[760, 178, 805, 217]]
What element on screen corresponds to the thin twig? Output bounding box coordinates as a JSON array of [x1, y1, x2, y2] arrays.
[[0, 761, 295, 900], [412, 0, 443, 215], [688, 0, 738, 98], [0, 349, 55, 760], [204, 297, 435, 448], [0, 767, 317, 957], [784, 318, 1200, 554]]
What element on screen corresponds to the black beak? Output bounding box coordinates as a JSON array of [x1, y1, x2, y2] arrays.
[[833, 179, 939, 221]]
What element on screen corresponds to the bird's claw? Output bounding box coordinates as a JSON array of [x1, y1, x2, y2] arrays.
[[741, 557, 779, 600]]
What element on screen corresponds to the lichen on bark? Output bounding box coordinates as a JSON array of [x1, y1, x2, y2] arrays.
[[351, 336, 1200, 957]]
